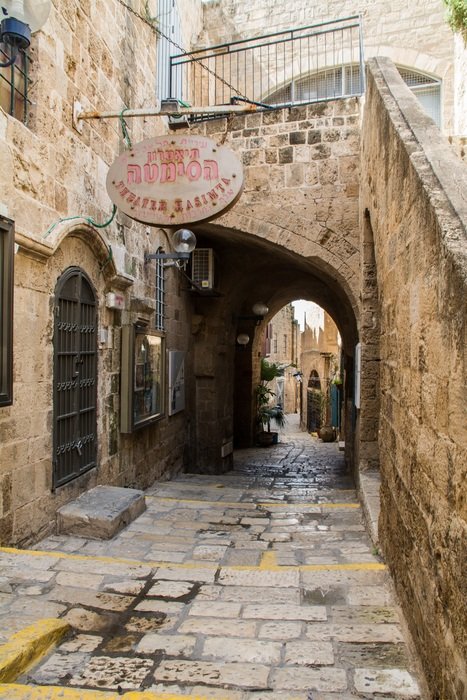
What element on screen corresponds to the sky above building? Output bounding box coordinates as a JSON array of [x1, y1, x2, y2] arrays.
[[292, 300, 325, 331]]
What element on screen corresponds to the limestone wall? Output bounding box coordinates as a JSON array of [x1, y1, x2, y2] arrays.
[[0, 0, 204, 545], [361, 57, 467, 699], [201, 0, 457, 133]]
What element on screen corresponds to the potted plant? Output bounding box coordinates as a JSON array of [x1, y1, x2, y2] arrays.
[[255, 359, 286, 446], [318, 383, 336, 442]]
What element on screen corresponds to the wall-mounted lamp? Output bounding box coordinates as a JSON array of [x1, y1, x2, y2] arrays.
[[251, 302, 269, 317], [0, 1, 51, 68], [144, 228, 197, 269], [236, 333, 250, 346], [236, 302, 269, 325]]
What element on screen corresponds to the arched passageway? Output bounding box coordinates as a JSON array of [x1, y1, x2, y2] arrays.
[[188, 222, 362, 475]]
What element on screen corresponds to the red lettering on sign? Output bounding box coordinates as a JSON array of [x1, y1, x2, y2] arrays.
[[127, 164, 141, 184], [186, 160, 202, 181], [161, 163, 176, 183], [144, 163, 159, 183], [107, 135, 243, 226], [203, 160, 219, 180]]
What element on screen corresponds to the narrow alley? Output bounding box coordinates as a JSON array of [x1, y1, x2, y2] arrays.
[[0, 417, 424, 699]]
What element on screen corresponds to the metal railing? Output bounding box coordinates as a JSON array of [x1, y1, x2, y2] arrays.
[[169, 16, 364, 113]]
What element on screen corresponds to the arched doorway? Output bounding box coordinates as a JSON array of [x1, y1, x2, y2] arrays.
[[53, 267, 97, 488], [307, 370, 322, 432]]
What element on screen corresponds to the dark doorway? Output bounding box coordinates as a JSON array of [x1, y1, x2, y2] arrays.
[[53, 268, 97, 488]]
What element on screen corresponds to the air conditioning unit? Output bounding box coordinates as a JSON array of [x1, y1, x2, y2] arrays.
[[191, 248, 215, 290]]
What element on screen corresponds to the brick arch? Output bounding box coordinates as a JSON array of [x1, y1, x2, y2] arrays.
[[201, 207, 360, 351], [43, 221, 119, 282], [195, 210, 360, 461], [365, 46, 450, 81]]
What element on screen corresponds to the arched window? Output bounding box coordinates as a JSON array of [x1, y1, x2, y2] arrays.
[[53, 268, 97, 488], [307, 370, 322, 431], [265, 64, 441, 128]]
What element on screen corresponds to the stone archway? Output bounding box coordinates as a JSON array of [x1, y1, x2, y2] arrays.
[[184, 100, 366, 476], [188, 219, 360, 474]]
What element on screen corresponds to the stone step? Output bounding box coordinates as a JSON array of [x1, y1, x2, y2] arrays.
[[57, 485, 146, 539]]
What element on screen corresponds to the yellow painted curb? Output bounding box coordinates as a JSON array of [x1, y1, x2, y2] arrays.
[[0, 684, 238, 699], [0, 619, 70, 683], [146, 495, 360, 509], [0, 546, 385, 573]]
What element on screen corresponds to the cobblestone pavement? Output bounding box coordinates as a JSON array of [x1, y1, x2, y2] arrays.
[[0, 416, 425, 699]]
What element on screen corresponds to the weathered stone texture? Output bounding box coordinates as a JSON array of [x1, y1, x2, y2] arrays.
[[361, 58, 467, 700], [0, 0, 204, 545]]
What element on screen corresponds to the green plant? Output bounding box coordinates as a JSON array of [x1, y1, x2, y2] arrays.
[[444, 0, 467, 39], [255, 359, 286, 433], [144, 1, 159, 28], [260, 358, 284, 381]]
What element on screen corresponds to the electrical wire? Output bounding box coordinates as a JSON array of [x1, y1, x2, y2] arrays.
[[43, 205, 117, 239], [116, 0, 249, 102], [119, 107, 133, 149]]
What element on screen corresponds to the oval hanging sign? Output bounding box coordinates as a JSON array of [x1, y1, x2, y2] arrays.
[[106, 134, 244, 227]]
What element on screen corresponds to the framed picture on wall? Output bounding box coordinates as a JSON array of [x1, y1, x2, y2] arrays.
[[120, 324, 165, 433]]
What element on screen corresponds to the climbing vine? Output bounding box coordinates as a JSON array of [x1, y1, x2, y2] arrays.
[[443, 0, 467, 39]]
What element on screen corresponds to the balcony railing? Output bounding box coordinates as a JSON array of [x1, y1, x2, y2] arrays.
[[169, 15, 364, 114]]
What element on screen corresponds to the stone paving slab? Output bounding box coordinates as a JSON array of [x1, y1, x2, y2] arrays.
[[57, 486, 146, 539], [0, 418, 425, 698]]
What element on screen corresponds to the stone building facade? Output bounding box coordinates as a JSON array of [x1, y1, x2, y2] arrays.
[[262, 303, 300, 415], [0, 0, 204, 545], [0, 1, 465, 698], [299, 311, 341, 433]]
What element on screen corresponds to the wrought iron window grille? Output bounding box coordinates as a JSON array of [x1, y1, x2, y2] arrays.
[[0, 47, 31, 122]]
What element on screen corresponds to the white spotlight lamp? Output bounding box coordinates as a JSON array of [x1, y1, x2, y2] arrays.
[[236, 333, 250, 346], [172, 228, 197, 260], [144, 228, 197, 267], [252, 302, 269, 318]]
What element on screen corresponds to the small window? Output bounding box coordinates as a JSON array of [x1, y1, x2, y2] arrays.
[[397, 67, 441, 128], [264, 64, 441, 127], [0, 217, 14, 407], [0, 49, 31, 122]]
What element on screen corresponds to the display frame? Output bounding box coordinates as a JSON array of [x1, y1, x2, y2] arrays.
[[120, 324, 165, 433]]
